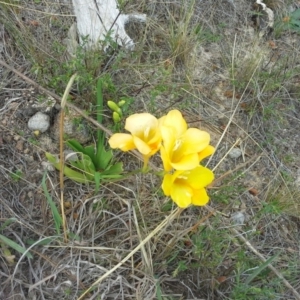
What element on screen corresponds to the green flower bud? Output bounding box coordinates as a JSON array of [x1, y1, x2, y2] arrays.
[[107, 100, 122, 115], [113, 111, 121, 123], [118, 100, 126, 107]]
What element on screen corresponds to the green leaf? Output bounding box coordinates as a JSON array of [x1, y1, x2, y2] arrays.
[[245, 251, 282, 285], [0, 234, 33, 259], [102, 162, 123, 175], [94, 171, 101, 193], [66, 139, 85, 153], [26, 238, 54, 246], [68, 154, 95, 178], [83, 145, 96, 162], [96, 148, 113, 170], [290, 20, 300, 29], [46, 152, 90, 183], [66, 139, 98, 166], [0, 218, 17, 231], [291, 8, 300, 20], [42, 172, 62, 235]]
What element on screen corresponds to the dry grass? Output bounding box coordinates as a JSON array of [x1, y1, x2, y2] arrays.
[[0, 0, 300, 299]]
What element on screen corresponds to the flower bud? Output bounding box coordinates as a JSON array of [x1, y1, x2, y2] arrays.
[[118, 100, 126, 107], [107, 100, 122, 115], [113, 112, 121, 123]]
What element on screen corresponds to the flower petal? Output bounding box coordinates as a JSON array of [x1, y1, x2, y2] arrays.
[[160, 145, 173, 172], [160, 126, 176, 153], [133, 136, 152, 156], [108, 133, 135, 151], [170, 180, 193, 208], [186, 166, 214, 189], [181, 128, 210, 155], [198, 145, 215, 161], [161, 110, 187, 137], [125, 113, 158, 137], [170, 153, 199, 171], [162, 173, 173, 196], [191, 188, 210, 206]]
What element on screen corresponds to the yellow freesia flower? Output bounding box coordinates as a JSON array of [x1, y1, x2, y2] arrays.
[[108, 113, 162, 168], [160, 110, 213, 171], [162, 166, 214, 208]]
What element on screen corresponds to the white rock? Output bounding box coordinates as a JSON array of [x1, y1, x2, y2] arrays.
[[28, 112, 50, 133], [231, 212, 245, 225], [228, 148, 242, 159]]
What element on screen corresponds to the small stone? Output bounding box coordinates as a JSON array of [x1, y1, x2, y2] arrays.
[[41, 161, 55, 171], [228, 148, 242, 159], [15, 140, 24, 151], [14, 135, 21, 141], [24, 155, 34, 162], [28, 112, 50, 133], [231, 212, 245, 225]]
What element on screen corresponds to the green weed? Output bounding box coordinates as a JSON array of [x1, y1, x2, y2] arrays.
[[10, 169, 23, 181], [0, 218, 33, 264], [47, 78, 123, 190]]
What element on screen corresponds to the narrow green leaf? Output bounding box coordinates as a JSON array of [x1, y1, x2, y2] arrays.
[[65, 167, 91, 183], [68, 154, 95, 179], [96, 148, 113, 170], [0, 218, 17, 231], [66, 139, 99, 169], [42, 172, 62, 235], [66, 139, 85, 153], [245, 251, 282, 285], [155, 278, 163, 300], [26, 238, 54, 246], [0, 234, 33, 259], [94, 171, 101, 193], [46, 152, 90, 183], [102, 162, 123, 175], [83, 145, 96, 162]]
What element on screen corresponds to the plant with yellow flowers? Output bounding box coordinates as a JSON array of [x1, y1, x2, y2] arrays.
[[109, 109, 215, 208]]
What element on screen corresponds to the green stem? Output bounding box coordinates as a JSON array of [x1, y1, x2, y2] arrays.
[[142, 157, 149, 173]]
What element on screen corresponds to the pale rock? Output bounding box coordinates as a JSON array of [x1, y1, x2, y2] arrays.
[[228, 148, 242, 159], [231, 212, 245, 225], [28, 112, 50, 133]]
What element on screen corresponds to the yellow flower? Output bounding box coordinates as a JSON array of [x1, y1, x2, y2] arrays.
[[108, 113, 162, 165], [162, 166, 214, 208], [160, 110, 213, 171]]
